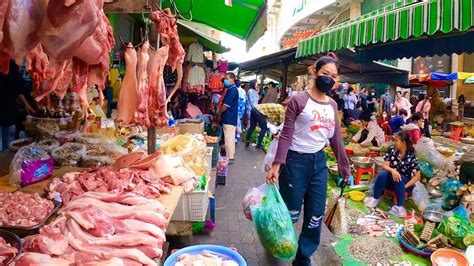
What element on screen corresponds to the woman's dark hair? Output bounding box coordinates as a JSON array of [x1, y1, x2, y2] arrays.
[[314, 52, 339, 74], [397, 130, 415, 154], [399, 109, 408, 116], [249, 80, 256, 88], [412, 112, 423, 122]]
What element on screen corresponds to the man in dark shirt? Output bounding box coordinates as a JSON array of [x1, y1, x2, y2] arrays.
[[0, 61, 21, 151], [219, 73, 239, 163], [388, 109, 408, 135]]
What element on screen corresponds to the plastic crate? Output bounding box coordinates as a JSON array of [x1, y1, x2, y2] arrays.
[[187, 178, 210, 221], [217, 175, 226, 185], [207, 142, 219, 168]]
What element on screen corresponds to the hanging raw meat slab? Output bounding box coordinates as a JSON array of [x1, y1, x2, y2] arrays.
[[116, 43, 138, 125], [134, 41, 151, 127]]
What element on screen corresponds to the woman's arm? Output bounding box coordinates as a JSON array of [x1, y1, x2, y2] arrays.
[[405, 171, 420, 188], [329, 100, 351, 179], [382, 161, 395, 172]]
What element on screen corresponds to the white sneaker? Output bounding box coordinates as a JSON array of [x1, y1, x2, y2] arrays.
[[389, 206, 407, 217], [364, 197, 381, 208]]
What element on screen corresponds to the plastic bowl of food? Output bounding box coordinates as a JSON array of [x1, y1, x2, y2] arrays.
[[431, 248, 468, 266], [345, 148, 354, 156], [164, 245, 246, 266], [349, 191, 366, 201], [397, 227, 433, 257]]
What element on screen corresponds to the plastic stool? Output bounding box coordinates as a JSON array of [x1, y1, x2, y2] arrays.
[[450, 125, 464, 141], [384, 190, 409, 205], [354, 166, 374, 185]]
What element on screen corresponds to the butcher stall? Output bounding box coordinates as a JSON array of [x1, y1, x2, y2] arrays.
[[0, 130, 218, 265]]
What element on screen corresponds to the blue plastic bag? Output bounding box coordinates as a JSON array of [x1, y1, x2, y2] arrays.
[[251, 184, 298, 261]]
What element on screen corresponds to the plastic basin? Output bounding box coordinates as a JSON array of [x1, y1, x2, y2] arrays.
[[431, 248, 468, 266], [349, 191, 365, 201], [164, 245, 247, 266]]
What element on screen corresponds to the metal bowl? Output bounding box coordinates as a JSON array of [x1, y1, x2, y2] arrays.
[[351, 156, 375, 168], [423, 210, 444, 223]]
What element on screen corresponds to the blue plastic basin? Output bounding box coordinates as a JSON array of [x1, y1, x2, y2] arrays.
[[164, 245, 247, 266]]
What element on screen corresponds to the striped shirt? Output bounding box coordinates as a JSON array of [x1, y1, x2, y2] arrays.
[[255, 103, 285, 125]]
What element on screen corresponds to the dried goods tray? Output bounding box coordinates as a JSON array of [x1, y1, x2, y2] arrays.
[[397, 227, 433, 258], [0, 229, 22, 265], [0, 199, 62, 237]]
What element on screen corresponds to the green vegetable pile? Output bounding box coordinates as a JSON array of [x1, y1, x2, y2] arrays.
[[437, 214, 474, 249], [347, 125, 359, 135], [194, 175, 207, 191], [251, 185, 298, 261], [262, 134, 272, 152]]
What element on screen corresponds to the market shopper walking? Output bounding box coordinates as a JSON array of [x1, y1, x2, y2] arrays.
[[381, 89, 394, 115], [342, 87, 358, 125], [245, 103, 285, 149], [266, 54, 351, 266], [246, 80, 259, 128], [219, 73, 239, 164]]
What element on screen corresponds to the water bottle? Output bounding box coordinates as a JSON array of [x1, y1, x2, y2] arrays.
[[168, 111, 175, 127]]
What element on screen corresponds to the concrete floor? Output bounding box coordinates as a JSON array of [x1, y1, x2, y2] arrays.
[[170, 143, 343, 266]]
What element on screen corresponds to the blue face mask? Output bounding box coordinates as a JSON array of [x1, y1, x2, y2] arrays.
[[223, 80, 232, 87]]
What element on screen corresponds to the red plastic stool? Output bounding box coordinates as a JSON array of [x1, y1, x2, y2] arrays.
[[384, 190, 409, 205], [354, 166, 374, 185], [450, 124, 464, 141]]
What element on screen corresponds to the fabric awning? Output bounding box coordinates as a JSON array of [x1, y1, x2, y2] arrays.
[[177, 20, 230, 53], [162, 0, 267, 50], [296, 0, 474, 59], [240, 48, 409, 85]]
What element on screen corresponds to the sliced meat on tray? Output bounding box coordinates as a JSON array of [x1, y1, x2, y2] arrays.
[[0, 236, 18, 265], [0, 191, 55, 227]]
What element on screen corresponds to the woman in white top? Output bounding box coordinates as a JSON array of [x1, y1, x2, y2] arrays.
[[267, 53, 351, 266]]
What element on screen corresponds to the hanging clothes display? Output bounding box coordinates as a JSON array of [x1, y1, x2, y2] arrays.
[[218, 60, 228, 73], [185, 64, 205, 94], [185, 42, 204, 63], [209, 71, 224, 92]]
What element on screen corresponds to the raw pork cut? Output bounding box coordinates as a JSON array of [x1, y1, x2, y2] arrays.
[[116, 43, 138, 124], [0, 191, 54, 227], [41, 0, 101, 61], [46, 167, 171, 204], [74, 11, 112, 65], [150, 8, 185, 71], [149, 154, 197, 192], [15, 252, 71, 266], [148, 46, 169, 127], [18, 192, 167, 265], [34, 59, 74, 101], [71, 58, 90, 105], [25, 45, 55, 92], [23, 227, 69, 256], [0, 0, 9, 43], [0, 236, 17, 265], [2, 0, 48, 64], [134, 41, 151, 126]]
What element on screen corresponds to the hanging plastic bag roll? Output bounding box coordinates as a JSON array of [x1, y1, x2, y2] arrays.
[[251, 184, 298, 261]]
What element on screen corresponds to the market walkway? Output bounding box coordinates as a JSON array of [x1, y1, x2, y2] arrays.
[[172, 144, 343, 266]]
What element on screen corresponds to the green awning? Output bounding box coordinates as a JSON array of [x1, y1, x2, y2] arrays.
[[296, 0, 474, 58], [163, 0, 267, 50]]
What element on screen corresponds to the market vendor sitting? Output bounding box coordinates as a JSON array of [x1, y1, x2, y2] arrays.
[[351, 111, 385, 147], [403, 112, 429, 145], [364, 130, 421, 217], [388, 109, 408, 135]]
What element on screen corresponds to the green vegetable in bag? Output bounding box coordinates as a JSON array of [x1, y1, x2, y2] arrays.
[[251, 184, 298, 261]]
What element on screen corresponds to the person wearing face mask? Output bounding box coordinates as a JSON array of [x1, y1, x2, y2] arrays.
[[342, 87, 358, 125], [381, 89, 393, 115], [394, 91, 412, 120], [218, 73, 239, 164], [266, 53, 351, 266], [367, 89, 377, 113]]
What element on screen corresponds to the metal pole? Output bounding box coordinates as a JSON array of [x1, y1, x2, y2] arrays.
[[147, 0, 162, 154]]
